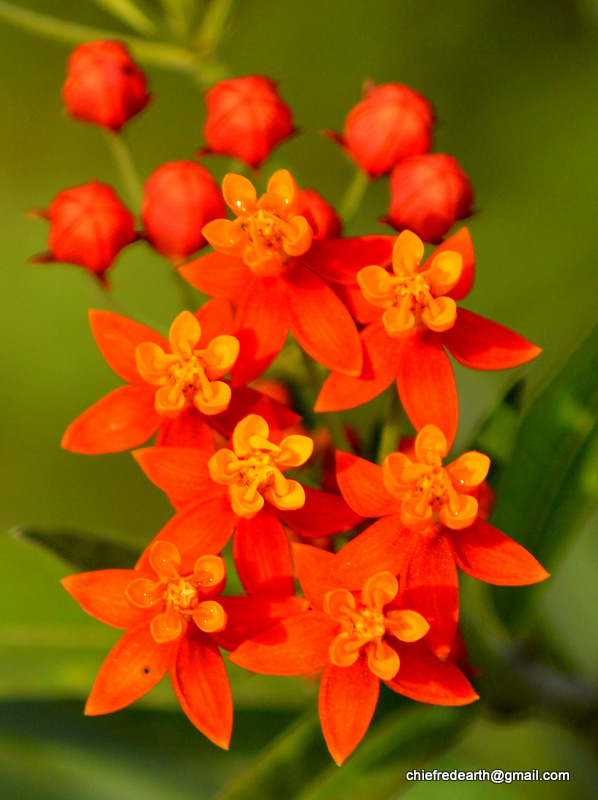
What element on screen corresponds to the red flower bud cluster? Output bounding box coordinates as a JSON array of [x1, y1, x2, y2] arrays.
[[62, 40, 150, 132], [329, 81, 474, 242]]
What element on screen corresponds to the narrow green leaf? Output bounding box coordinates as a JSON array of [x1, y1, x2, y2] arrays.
[[217, 703, 475, 800], [0, 1, 194, 71], [10, 526, 139, 571], [489, 321, 598, 627], [87, 0, 159, 37]]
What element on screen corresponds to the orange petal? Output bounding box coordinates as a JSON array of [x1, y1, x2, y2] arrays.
[[367, 639, 400, 680], [275, 434, 314, 468], [328, 631, 362, 668], [85, 624, 176, 715], [357, 264, 396, 307], [319, 658, 379, 765], [335, 450, 400, 518], [421, 296, 457, 333], [232, 414, 270, 457], [229, 612, 337, 675], [446, 451, 491, 489], [422, 250, 463, 296], [361, 571, 399, 610], [222, 172, 257, 215], [170, 626, 232, 748], [61, 569, 148, 629], [414, 424, 448, 464], [203, 335, 240, 380], [193, 554, 226, 590], [168, 310, 200, 356], [429, 227, 474, 302], [148, 540, 181, 579], [283, 215, 313, 257], [266, 169, 299, 212], [89, 310, 168, 385], [202, 218, 247, 258], [439, 492, 479, 530], [61, 385, 161, 454], [193, 600, 227, 633], [151, 605, 184, 643], [323, 588, 356, 622], [193, 380, 232, 416], [385, 609, 430, 643], [264, 477, 306, 512]]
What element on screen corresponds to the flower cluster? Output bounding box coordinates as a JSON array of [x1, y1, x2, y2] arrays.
[[43, 41, 548, 765]]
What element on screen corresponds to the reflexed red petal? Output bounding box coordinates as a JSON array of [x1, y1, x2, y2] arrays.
[[315, 322, 402, 412], [85, 624, 177, 714], [292, 542, 336, 608], [332, 281, 382, 325], [133, 444, 218, 509], [387, 640, 478, 705], [215, 594, 310, 651], [305, 236, 395, 285], [285, 263, 362, 376], [395, 330, 458, 449], [155, 409, 217, 450], [62, 385, 161, 453], [61, 569, 150, 629], [179, 252, 250, 302], [439, 309, 542, 370], [233, 506, 294, 596], [195, 296, 235, 343], [335, 450, 400, 517], [213, 386, 301, 438], [229, 611, 337, 675], [319, 657, 380, 765], [449, 518, 549, 585], [170, 627, 232, 748], [319, 516, 414, 593], [399, 529, 459, 659], [89, 310, 168, 384], [278, 486, 362, 537], [136, 495, 237, 573], [231, 275, 289, 386], [429, 228, 474, 302]]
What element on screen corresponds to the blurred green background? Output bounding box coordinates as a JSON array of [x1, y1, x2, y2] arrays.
[[1, 0, 598, 797]]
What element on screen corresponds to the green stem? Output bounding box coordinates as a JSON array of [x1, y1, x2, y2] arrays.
[[87, 0, 159, 37], [376, 390, 404, 463], [196, 0, 236, 59], [0, 1, 194, 71], [105, 131, 143, 211], [338, 168, 370, 226]]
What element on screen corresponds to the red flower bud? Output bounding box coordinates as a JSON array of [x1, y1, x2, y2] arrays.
[[200, 75, 295, 169], [62, 40, 150, 132], [386, 153, 474, 243], [30, 182, 137, 283], [296, 189, 343, 239], [141, 161, 226, 263], [327, 82, 434, 178]]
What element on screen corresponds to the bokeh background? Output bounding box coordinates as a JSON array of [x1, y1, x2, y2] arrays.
[[1, 0, 598, 797]]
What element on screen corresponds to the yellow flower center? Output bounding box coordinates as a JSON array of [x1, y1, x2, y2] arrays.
[[135, 310, 239, 418], [324, 573, 429, 681], [125, 542, 227, 643], [208, 414, 313, 518]]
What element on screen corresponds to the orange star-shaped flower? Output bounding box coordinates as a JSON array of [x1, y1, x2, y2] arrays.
[[230, 543, 478, 764], [316, 229, 541, 447], [180, 170, 395, 385], [133, 414, 362, 596], [334, 425, 549, 657]]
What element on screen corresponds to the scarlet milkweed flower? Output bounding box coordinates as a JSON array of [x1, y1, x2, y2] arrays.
[[325, 82, 435, 178], [61, 298, 295, 454], [62, 40, 150, 132], [334, 425, 549, 657], [141, 161, 226, 264], [180, 170, 373, 385], [230, 542, 478, 764], [385, 153, 474, 243], [29, 182, 137, 285], [62, 540, 231, 747], [316, 228, 541, 447], [199, 75, 295, 169], [133, 414, 362, 596]]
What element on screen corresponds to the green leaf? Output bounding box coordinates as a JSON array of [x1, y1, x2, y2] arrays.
[[10, 526, 140, 571], [217, 702, 475, 800], [0, 1, 193, 70], [87, 0, 159, 37], [489, 321, 598, 628]]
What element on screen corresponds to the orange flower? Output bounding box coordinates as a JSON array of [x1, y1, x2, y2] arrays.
[[230, 543, 478, 764], [133, 414, 362, 596], [62, 540, 232, 748], [181, 170, 379, 385], [316, 229, 542, 448], [334, 426, 549, 658], [62, 298, 295, 454]]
